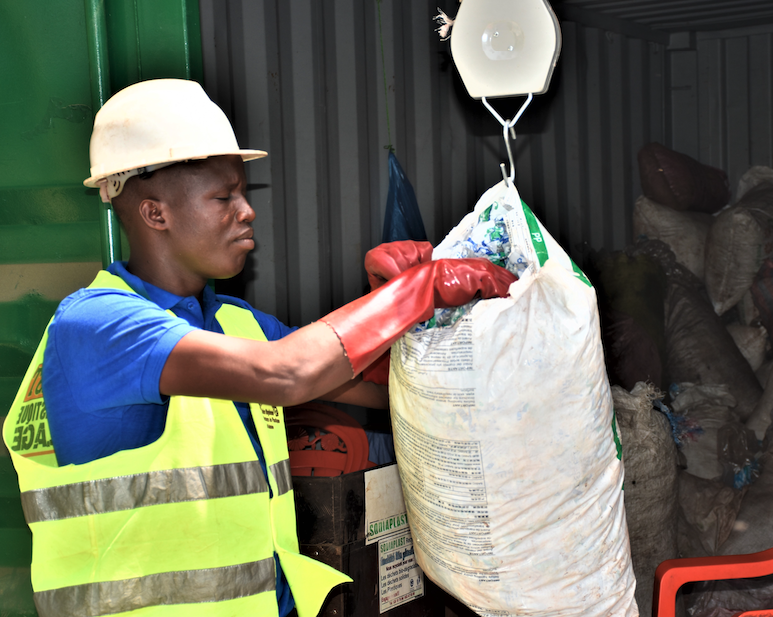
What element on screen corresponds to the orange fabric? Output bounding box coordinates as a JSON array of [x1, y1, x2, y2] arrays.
[[285, 403, 372, 476]]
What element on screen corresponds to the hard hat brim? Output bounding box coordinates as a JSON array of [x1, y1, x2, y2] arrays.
[[83, 149, 267, 188]]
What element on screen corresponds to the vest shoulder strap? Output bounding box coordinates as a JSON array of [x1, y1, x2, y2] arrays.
[[215, 303, 268, 342], [88, 270, 136, 294]]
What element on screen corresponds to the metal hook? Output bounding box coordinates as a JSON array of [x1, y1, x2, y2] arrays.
[[481, 93, 534, 187]]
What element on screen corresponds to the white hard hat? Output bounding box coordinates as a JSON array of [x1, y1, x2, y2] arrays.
[[83, 79, 266, 188]]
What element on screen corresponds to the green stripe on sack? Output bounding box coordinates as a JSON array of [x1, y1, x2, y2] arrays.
[[612, 412, 624, 491], [611, 412, 622, 461], [520, 200, 593, 288], [572, 261, 593, 287], [520, 200, 549, 267]]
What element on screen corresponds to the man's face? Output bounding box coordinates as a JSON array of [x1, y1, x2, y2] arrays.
[[165, 155, 255, 281]]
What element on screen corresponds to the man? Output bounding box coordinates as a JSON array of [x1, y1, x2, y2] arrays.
[[3, 79, 516, 617]]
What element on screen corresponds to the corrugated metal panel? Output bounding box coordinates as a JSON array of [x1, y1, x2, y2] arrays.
[[667, 26, 773, 194], [199, 0, 668, 326], [500, 21, 667, 259], [558, 0, 773, 31]]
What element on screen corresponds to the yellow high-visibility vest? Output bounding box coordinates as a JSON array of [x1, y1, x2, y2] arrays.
[[3, 270, 350, 617]]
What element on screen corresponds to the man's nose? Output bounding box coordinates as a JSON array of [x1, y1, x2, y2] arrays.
[[236, 196, 255, 223]]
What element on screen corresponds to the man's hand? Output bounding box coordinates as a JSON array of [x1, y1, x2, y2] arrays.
[[365, 240, 433, 291], [363, 241, 433, 385], [324, 258, 517, 376]]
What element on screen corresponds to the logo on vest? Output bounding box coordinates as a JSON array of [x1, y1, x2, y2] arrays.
[[11, 364, 54, 456], [11, 399, 53, 456], [260, 405, 281, 429], [24, 364, 44, 402]]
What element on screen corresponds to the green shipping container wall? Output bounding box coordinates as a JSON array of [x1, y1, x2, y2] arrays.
[[0, 2, 203, 613]]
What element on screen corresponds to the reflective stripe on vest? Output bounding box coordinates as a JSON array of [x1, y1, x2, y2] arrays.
[[21, 460, 268, 523], [34, 558, 277, 617], [3, 270, 350, 617]]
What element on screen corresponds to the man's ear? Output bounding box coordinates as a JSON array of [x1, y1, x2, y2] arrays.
[[138, 199, 169, 231]]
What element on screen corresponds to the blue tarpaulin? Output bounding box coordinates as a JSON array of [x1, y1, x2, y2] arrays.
[[382, 152, 427, 243]]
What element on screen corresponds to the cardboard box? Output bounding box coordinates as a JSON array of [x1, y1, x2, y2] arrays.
[[292, 465, 445, 616]]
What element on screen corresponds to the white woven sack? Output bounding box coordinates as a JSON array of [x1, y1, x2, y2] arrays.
[[389, 181, 638, 617], [632, 195, 711, 282]]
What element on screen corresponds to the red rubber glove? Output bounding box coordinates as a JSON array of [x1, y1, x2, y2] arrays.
[[322, 258, 517, 376], [360, 351, 391, 386], [365, 240, 434, 292], [362, 241, 433, 384]]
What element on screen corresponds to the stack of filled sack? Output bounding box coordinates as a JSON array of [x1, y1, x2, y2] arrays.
[[589, 142, 773, 617]]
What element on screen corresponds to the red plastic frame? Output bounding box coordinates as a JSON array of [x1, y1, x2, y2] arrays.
[[653, 548, 773, 617]]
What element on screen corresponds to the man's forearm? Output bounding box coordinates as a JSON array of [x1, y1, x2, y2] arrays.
[[320, 376, 389, 409]]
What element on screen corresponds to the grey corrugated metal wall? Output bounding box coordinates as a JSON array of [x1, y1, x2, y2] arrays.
[[560, 0, 773, 32], [198, 0, 677, 327], [668, 23, 773, 197]]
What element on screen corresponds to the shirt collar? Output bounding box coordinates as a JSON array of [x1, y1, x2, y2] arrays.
[[106, 261, 219, 313]]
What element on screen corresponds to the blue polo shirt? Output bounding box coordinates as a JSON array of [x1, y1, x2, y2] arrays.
[[42, 261, 297, 615]]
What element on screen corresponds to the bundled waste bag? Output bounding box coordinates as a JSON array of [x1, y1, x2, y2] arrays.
[[389, 181, 638, 617], [704, 181, 773, 316], [632, 195, 712, 282], [611, 382, 679, 617], [382, 151, 427, 243], [637, 142, 730, 214]]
